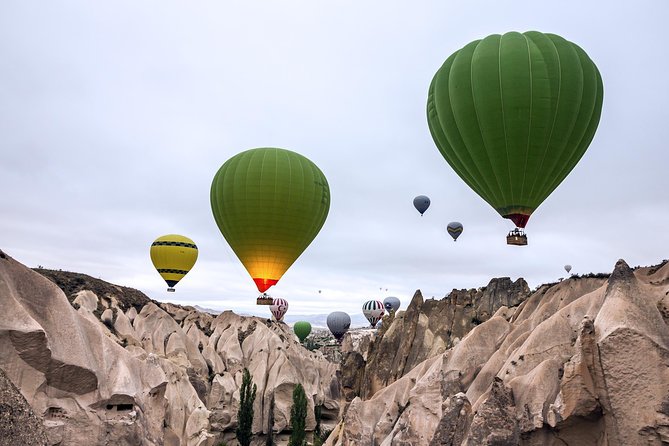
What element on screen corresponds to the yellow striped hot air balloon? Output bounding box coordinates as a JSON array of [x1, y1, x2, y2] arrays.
[[150, 234, 198, 292]]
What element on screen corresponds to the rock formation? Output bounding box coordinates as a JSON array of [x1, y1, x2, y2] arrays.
[[327, 260, 669, 445], [0, 367, 48, 446], [4, 246, 669, 446], [341, 277, 530, 401], [0, 250, 340, 445]]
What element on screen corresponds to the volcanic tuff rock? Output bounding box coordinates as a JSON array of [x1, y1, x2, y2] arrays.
[[0, 251, 340, 446], [0, 367, 48, 446], [327, 260, 669, 445], [341, 277, 530, 400]]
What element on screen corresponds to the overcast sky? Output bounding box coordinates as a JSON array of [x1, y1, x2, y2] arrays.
[[1, 1, 668, 319]]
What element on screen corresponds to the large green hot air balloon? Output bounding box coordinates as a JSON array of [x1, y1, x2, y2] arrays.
[[211, 148, 330, 295], [427, 31, 603, 245]]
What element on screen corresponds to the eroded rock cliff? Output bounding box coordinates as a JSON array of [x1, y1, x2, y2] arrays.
[[328, 260, 669, 445], [0, 251, 340, 445], [341, 277, 530, 401]]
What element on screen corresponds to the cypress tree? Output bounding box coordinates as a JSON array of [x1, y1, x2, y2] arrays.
[[236, 368, 257, 446], [288, 384, 308, 446]]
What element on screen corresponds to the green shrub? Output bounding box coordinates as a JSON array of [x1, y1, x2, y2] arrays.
[[288, 384, 308, 446], [236, 368, 257, 446]]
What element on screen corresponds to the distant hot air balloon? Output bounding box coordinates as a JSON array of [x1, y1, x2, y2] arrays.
[[413, 195, 431, 216], [210, 148, 330, 301], [447, 222, 463, 241], [327, 311, 351, 342], [383, 296, 401, 313], [565, 264, 572, 274], [427, 31, 603, 246], [362, 300, 385, 328], [270, 298, 289, 322], [293, 321, 312, 342], [150, 235, 198, 292]]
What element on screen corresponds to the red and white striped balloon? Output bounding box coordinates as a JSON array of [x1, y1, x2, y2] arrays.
[[270, 298, 289, 321]]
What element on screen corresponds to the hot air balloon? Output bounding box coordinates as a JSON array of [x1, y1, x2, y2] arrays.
[[293, 321, 312, 342], [362, 300, 385, 328], [270, 297, 289, 322], [427, 31, 603, 246], [447, 222, 463, 241], [150, 235, 198, 292], [327, 311, 351, 342], [565, 264, 572, 274], [210, 148, 330, 303], [383, 296, 400, 313], [413, 195, 431, 216]]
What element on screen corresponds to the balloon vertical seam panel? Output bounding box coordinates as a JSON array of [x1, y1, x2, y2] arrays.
[[442, 41, 506, 208]]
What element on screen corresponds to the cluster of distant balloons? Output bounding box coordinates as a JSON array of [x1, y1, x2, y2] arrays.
[[147, 30, 601, 342]]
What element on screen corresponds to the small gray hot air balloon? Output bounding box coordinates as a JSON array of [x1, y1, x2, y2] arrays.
[[383, 296, 400, 313], [413, 195, 431, 216], [327, 311, 351, 342], [362, 300, 385, 328], [565, 264, 572, 274], [447, 222, 463, 241]]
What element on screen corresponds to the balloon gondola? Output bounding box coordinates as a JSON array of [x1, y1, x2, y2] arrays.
[[506, 228, 527, 246], [257, 293, 274, 305]]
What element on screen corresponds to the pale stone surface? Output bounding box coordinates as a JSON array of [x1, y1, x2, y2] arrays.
[[328, 259, 669, 446], [0, 251, 341, 445]]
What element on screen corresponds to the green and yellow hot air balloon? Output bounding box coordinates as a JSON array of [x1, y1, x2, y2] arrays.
[[427, 31, 603, 245], [210, 148, 330, 297], [150, 234, 198, 292]]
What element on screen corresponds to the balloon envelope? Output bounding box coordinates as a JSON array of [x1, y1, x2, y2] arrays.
[[210, 148, 330, 293], [362, 300, 385, 328], [327, 311, 351, 341], [565, 264, 572, 273], [270, 298, 289, 321], [413, 195, 430, 215], [383, 296, 400, 313], [447, 222, 463, 241], [150, 234, 198, 291], [293, 321, 312, 342], [427, 31, 603, 228]]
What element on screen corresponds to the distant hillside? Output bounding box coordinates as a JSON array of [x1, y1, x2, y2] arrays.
[[33, 268, 153, 311]]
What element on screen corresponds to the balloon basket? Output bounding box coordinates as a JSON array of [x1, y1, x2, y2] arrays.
[[256, 293, 274, 305], [167, 287, 175, 292], [506, 229, 528, 246]]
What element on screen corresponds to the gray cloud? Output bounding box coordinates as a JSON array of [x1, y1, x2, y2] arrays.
[[1, 1, 668, 318]]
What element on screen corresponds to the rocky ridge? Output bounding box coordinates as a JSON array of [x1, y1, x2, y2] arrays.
[[0, 250, 340, 445], [327, 260, 669, 445], [340, 277, 530, 401]]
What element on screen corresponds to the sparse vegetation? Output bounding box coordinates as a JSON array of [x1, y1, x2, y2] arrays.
[[288, 384, 308, 446], [236, 368, 257, 446], [33, 268, 151, 311]]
